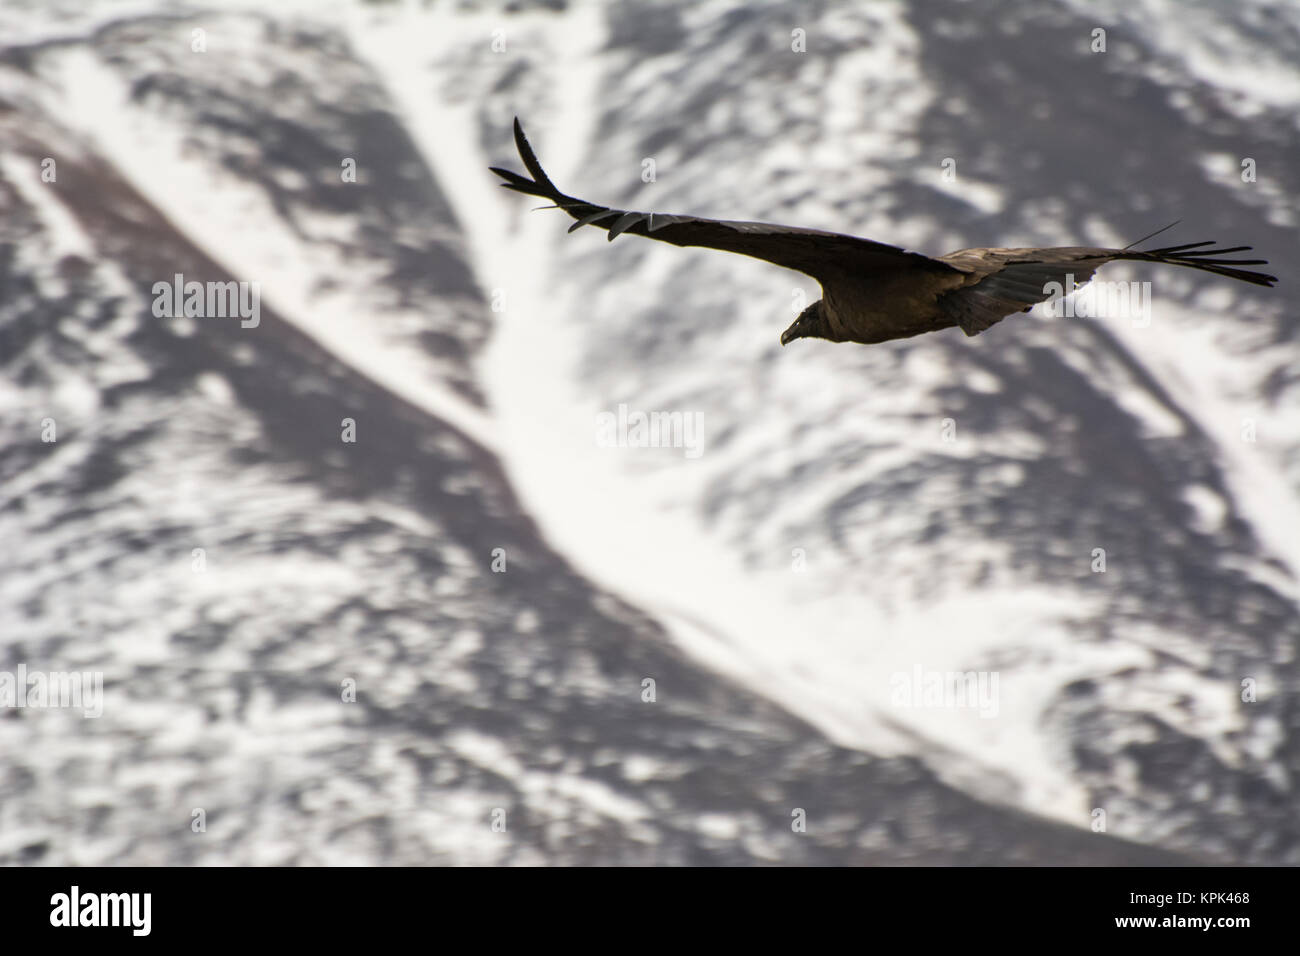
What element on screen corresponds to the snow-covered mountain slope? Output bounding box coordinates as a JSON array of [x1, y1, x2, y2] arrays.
[[1, 0, 1295, 864]]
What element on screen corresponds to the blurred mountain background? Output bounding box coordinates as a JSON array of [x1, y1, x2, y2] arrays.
[[0, 0, 1296, 864]]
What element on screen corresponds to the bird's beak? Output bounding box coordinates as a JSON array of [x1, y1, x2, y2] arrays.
[[779, 325, 796, 346]]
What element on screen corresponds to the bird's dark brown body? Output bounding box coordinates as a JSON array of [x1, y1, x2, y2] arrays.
[[819, 269, 962, 344], [491, 119, 1276, 346]]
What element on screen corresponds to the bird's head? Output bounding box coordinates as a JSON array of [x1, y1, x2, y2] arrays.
[[780, 301, 831, 346]]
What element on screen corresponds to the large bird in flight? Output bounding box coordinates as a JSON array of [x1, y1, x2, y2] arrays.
[[491, 119, 1276, 346]]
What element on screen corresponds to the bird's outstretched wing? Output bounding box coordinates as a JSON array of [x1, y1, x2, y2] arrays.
[[490, 118, 959, 282], [937, 243, 1277, 336]]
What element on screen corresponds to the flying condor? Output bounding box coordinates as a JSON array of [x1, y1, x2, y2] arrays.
[[490, 118, 1277, 346]]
